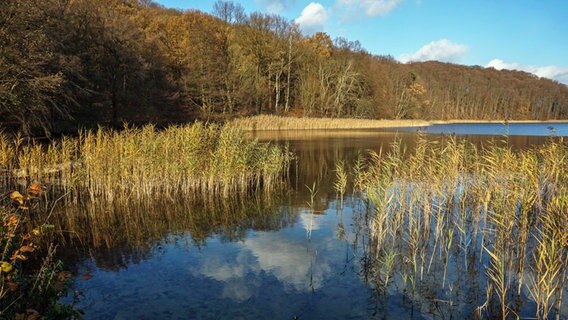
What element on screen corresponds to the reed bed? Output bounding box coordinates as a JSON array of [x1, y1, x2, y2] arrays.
[[347, 137, 568, 319], [229, 115, 429, 131], [0, 123, 292, 203]]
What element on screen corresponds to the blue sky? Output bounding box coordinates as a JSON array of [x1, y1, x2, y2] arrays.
[[155, 0, 568, 84]]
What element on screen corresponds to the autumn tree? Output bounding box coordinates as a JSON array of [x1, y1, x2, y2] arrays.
[[212, 0, 245, 24], [0, 0, 67, 135], [2, 0, 568, 135]]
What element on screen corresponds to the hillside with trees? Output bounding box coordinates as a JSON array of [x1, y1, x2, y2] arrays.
[[1, 0, 567, 135]]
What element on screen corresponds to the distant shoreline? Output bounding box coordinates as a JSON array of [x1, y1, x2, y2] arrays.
[[430, 119, 568, 124], [229, 115, 568, 131]]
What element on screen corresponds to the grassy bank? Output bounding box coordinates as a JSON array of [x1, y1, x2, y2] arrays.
[[1, 123, 292, 202], [346, 137, 567, 319]]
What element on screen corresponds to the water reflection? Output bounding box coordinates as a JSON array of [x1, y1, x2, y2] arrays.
[[60, 129, 559, 319], [54, 195, 297, 270], [62, 202, 376, 319]]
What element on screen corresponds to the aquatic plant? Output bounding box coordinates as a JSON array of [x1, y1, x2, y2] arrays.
[[342, 137, 568, 319], [305, 181, 319, 240], [0, 123, 292, 203], [333, 160, 347, 208]]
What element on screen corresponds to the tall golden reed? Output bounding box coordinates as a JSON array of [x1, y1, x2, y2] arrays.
[[347, 137, 567, 319], [0, 123, 292, 202]]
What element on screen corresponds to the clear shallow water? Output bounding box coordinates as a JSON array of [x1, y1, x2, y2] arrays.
[[60, 125, 564, 319]]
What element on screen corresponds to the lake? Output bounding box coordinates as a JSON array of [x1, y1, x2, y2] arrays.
[[393, 121, 568, 136], [60, 123, 568, 319]]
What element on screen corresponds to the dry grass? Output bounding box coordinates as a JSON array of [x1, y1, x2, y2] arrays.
[[229, 115, 429, 131], [229, 115, 568, 131]]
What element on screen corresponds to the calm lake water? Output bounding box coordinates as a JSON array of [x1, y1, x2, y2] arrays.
[[60, 123, 568, 319], [393, 121, 568, 136]]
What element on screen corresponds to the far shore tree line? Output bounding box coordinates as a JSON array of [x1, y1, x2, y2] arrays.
[[1, 0, 567, 135]]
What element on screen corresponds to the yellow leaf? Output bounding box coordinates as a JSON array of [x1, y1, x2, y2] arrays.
[[9, 191, 24, 205], [0, 261, 13, 273], [31, 228, 41, 236]]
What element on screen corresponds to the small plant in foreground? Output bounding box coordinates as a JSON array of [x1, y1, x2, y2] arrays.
[[0, 183, 78, 319]]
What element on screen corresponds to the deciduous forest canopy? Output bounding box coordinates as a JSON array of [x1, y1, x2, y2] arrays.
[[1, 0, 567, 135]]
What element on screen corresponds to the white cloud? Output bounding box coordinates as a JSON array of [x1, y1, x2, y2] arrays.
[[398, 39, 469, 63], [336, 0, 403, 17], [486, 59, 568, 85], [294, 2, 328, 34]]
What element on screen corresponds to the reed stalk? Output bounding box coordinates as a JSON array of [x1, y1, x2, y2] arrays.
[[341, 137, 568, 319], [1, 123, 292, 204], [333, 160, 347, 208]]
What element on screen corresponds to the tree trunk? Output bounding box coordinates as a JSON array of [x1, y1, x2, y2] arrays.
[[284, 34, 292, 113]]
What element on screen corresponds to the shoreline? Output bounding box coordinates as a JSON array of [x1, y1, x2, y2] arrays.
[[229, 115, 568, 131], [430, 119, 568, 124]]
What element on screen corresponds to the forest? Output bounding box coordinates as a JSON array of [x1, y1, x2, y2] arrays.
[[1, 0, 568, 135]]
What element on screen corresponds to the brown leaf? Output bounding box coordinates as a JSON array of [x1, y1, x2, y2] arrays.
[[81, 273, 93, 281], [7, 281, 18, 291], [25, 309, 41, 320], [9, 191, 24, 205], [11, 253, 27, 261], [28, 183, 45, 196], [18, 245, 35, 253], [54, 281, 65, 291], [58, 271, 72, 281], [4, 215, 19, 227]]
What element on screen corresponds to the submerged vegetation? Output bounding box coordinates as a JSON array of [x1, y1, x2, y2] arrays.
[[1, 123, 291, 202], [345, 137, 568, 319]]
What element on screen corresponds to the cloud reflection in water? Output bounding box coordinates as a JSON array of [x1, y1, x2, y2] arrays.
[[192, 212, 332, 301]]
